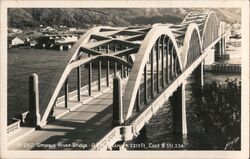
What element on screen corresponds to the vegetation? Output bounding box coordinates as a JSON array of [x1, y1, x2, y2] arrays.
[[189, 79, 241, 150], [8, 8, 241, 28]]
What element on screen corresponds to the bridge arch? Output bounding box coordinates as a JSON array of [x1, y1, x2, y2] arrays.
[[181, 23, 202, 68], [39, 26, 138, 126], [201, 11, 219, 50], [182, 12, 195, 23], [38, 11, 223, 127], [122, 26, 183, 120]]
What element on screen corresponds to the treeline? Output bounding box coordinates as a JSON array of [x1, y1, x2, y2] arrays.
[[189, 79, 241, 150], [8, 8, 241, 28]]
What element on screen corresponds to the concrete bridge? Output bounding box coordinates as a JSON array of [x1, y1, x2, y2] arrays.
[[8, 11, 230, 150]]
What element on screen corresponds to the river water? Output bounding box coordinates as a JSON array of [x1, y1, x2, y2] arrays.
[[7, 39, 241, 150]]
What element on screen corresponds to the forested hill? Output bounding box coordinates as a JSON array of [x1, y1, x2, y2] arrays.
[[8, 8, 241, 28]]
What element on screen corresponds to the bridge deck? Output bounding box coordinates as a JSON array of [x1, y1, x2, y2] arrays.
[[8, 78, 128, 150]]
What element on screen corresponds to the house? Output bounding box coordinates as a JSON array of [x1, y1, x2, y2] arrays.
[[53, 35, 78, 50], [41, 26, 56, 33], [8, 37, 25, 48], [8, 36, 37, 48], [69, 28, 76, 32], [51, 35, 78, 44]]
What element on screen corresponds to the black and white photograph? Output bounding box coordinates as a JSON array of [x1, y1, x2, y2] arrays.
[[0, 0, 249, 159]]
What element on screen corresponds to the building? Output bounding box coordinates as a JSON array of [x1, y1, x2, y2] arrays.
[[36, 35, 55, 49], [8, 36, 37, 48], [41, 26, 56, 34], [36, 35, 78, 50], [69, 28, 76, 32], [8, 28, 22, 33], [53, 35, 78, 50], [8, 37, 25, 48]]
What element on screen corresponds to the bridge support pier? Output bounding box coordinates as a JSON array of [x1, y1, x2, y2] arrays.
[[216, 38, 227, 61], [170, 81, 187, 135], [27, 73, 41, 128], [222, 37, 225, 54], [193, 61, 204, 87], [112, 76, 124, 126]]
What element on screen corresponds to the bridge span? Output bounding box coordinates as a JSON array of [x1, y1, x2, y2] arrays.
[[8, 11, 230, 150]]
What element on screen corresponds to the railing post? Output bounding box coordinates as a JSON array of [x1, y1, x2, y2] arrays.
[[64, 77, 69, 108], [77, 66, 81, 101], [112, 76, 124, 126], [27, 73, 41, 128]]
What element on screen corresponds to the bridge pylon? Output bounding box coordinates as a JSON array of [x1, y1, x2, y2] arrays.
[[170, 81, 187, 135], [193, 61, 204, 87]]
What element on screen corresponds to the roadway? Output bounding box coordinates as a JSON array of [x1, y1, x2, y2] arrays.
[[8, 78, 128, 150]]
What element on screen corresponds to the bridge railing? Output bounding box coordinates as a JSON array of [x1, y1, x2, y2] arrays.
[[55, 72, 116, 106], [7, 119, 21, 135]]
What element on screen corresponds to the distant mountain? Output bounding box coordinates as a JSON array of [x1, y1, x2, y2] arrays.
[[8, 8, 241, 28]]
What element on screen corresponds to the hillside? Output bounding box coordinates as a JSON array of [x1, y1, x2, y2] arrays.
[[8, 8, 241, 28]]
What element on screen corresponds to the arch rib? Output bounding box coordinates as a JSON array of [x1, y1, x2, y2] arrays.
[[181, 23, 202, 68], [122, 26, 183, 120], [200, 11, 219, 50]]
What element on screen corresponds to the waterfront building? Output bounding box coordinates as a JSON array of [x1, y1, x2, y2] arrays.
[[69, 28, 76, 32], [36, 35, 78, 50], [8, 36, 25, 48]]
